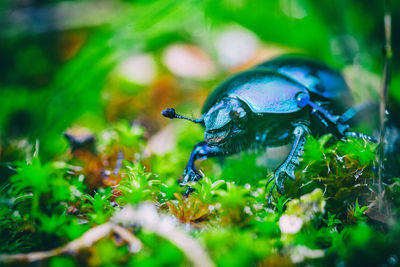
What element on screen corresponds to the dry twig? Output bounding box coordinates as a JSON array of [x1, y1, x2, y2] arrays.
[[0, 203, 215, 267], [112, 203, 215, 267], [0, 223, 142, 263]]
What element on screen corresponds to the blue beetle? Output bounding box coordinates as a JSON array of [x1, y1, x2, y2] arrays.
[[162, 56, 375, 201]]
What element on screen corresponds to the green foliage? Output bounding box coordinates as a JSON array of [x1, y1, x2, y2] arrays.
[[201, 229, 273, 267], [10, 144, 72, 220], [115, 162, 161, 205], [130, 233, 185, 266], [2, 129, 400, 266], [323, 212, 342, 230], [192, 176, 225, 203], [50, 257, 77, 267], [215, 153, 268, 186], [287, 135, 377, 219], [106, 121, 146, 150], [82, 190, 115, 225], [347, 199, 368, 223], [167, 192, 213, 225]]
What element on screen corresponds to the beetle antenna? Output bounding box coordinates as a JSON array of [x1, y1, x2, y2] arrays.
[[162, 108, 203, 124]]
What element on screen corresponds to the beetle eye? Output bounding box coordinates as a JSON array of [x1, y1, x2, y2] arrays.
[[229, 108, 246, 120]]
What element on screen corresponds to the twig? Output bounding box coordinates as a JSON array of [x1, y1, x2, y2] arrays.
[[112, 224, 142, 252], [113, 203, 216, 267], [0, 223, 142, 263], [0, 204, 215, 266], [377, 0, 392, 212]]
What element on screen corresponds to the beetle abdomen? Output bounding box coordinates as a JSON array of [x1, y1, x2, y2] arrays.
[[255, 57, 352, 104], [202, 69, 309, 114]]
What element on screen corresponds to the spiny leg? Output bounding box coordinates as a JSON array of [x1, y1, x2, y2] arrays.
[[308, 101, 377, 142], [339, 103, 377, 142], [267, 99, 377, 204], [307, 101, 348, 136], [265, 175, 276, 206], [339, 102, 376, 124], [307, 100, 377, 141], [268, 122, 310, 201], [182, 141, 224, 195], [343, 131, 377, 143]]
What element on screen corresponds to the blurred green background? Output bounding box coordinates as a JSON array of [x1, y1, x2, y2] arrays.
[[0, 0, 399, 174]]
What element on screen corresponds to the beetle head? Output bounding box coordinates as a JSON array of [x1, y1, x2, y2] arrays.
[[203, 97, 248, 146]]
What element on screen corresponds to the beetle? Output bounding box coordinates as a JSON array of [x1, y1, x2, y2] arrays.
[[162, 56, 375, 202]]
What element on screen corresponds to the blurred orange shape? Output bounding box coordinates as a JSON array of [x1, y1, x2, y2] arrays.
[[215, 27, 259, 68], [117, 54, 157, 85], [162, 44, 215, 80]]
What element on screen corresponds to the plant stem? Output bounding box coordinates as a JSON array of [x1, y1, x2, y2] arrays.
[[377, 0, 392, 212], [0, 223, 142, 263]]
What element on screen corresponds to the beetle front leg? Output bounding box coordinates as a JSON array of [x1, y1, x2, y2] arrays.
[[270, 123, 310, 197], [181, 141, 224, 195]]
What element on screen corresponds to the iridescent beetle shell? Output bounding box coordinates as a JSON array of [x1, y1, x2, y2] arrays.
[[202, 70, 310, 115], [255, 56, 353, 112]]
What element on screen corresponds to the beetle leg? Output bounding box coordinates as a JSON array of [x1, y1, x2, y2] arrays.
[[273, 123, 310, 195], [338, 101, 377, 124], [338, 103, 378, 143], [265, 175, 276, 206], [297, 93, 352, 137], [307, 101, 377, 142], [305, 100, 349, 136], [181, 141, 224, 195], [311, 109, 329, 128], [343, 132, 377, 143]]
